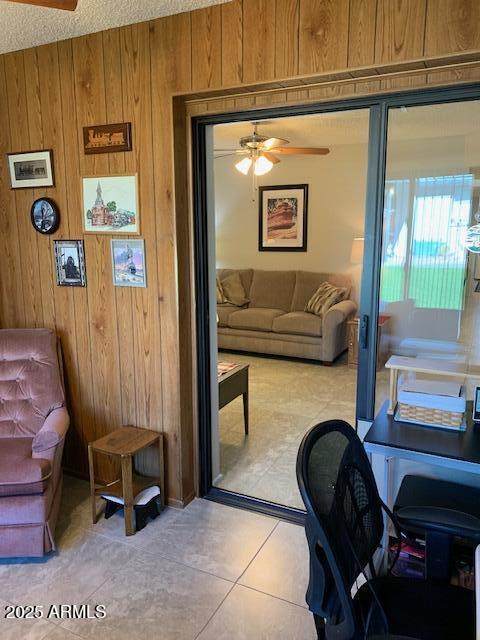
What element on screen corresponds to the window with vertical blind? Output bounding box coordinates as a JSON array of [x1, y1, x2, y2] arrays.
[[380, 174, 473, 311]]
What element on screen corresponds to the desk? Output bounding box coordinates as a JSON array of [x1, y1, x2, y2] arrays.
[[364, 401, 480, 554]]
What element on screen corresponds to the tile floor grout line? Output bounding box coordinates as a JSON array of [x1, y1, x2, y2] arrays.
[[235, 520, 280, 585], [235, 582, 309, 611], [192, 581, 237, 640]]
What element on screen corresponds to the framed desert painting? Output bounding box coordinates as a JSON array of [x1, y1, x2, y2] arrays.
[[82, 174, 139, 234], [259, 184, 308, 251]]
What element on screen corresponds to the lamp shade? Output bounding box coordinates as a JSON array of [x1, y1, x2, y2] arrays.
[[350, 237, 364, 264]]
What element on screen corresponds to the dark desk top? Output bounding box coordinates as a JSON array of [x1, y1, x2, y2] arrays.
[[365, 401, 480, 465]]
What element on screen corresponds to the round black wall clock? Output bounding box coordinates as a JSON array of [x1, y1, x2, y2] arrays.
[[30, 197, 60, 235]]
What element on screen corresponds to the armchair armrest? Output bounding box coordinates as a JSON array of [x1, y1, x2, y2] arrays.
[[321, 300, 357, 363], [32, 407, 70, 456]]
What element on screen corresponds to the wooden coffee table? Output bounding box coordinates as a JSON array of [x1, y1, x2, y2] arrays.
[[218, 363, 249, 435], [88, 426, 165, 536]]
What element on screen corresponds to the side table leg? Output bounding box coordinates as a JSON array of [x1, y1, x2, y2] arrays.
[[121, 455, 135, 536], [157, 435, 165, 508], [87, 445, 97, 524], [243, 391, 249, 435]]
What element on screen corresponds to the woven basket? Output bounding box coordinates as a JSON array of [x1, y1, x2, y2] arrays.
[[398, 403, 464, 427]]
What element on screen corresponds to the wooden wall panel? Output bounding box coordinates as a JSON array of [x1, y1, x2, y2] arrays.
[[299, 0, 349, 75], [348, 0, 377, 68], [243, 0, 276, 83], [425, 0, 480, 57], [375, 0, 427, 64], [275, 0, 300, 78], [192, 5, 222, 90], [221, 0, 243, 85], [0, 0, 479, 504]]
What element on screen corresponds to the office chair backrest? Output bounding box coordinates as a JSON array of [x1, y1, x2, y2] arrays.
[[297, 419, 385, 639]]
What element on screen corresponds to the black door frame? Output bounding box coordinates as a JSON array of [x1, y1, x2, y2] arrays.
[[192, 83, 480, 523]]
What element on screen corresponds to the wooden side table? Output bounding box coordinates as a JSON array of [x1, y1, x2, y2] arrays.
[[218, 363, 249, 435], [88, 426, 165, 536], [347, 314, 391, 369]]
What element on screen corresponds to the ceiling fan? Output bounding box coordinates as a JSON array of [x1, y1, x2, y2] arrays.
[[6, 0, 78, 10], [215, 124, 330, 176]]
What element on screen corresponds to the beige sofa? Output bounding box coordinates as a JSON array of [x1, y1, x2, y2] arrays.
[[217, 269, 357, 364]]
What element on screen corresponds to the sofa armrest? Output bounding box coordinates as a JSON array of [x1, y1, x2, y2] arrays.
[[322, 300, 357, 362], [32, 407, 70, 458]]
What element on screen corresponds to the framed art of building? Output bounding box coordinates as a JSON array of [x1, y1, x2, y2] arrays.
[[82, 174, 139, 235]]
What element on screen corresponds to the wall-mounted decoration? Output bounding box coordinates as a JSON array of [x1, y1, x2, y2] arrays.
[[83, 122, 132, 155], [30, 197, 60, 235], [7, 150, 54, 189], [258, 184, 308, 252], [111, 239, 146, 288], [82, 174, 139, 234], [54, 240, 86, 287]]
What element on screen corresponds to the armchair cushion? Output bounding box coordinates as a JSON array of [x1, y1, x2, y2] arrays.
[[0, 437, 51, 497]]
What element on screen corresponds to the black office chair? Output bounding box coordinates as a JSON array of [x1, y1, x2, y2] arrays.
[[296, 419, 475, 640], [394, 474, 480, 581]]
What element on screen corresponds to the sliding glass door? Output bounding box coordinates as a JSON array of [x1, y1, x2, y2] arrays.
[[374, 99, 480, 414]]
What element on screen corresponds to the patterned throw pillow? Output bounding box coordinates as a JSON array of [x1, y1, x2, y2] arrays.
[[305, 282, 348, 317], [216, 277, 225, 304]]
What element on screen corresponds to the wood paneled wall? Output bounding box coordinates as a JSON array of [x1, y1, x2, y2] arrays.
[[0, 0, 479, 504]]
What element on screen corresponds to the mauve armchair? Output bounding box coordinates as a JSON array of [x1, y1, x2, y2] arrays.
[[0, 328, 70, 557]]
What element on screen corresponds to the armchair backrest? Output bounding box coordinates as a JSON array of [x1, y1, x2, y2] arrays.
[[0, 329, 65, 438]]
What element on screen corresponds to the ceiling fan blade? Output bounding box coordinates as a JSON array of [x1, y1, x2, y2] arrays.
[[7, 0, 78, 10], [214, 149, 248, 154], [261, 151, 280, 164], [262, 137, 290, 150], [214, 153, 239, 159], [273, 147, 330, 155]]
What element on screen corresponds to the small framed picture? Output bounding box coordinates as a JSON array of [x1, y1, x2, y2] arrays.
[[111, 239, 146, 288], [83, 122, 132, 154], [259, 184, 308, 252], [31, 197, 60, 235], [54, 240, 86, 287], [82, 174, 139, 234], [7, 150, 54, 189]]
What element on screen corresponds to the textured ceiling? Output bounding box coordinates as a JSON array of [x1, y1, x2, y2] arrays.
[[213, 101, 480, 149], [0, 0, 228, 54]]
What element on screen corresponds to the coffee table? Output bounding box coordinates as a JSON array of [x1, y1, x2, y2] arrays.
[[218, 363, 249, 435]]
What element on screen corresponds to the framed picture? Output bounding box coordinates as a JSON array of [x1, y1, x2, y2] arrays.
[[7, 150, 54, 189], [258, 184, 308, 252], [111, 239, 146, 288], [54, 240, 86, 287], [83, 122, 132, 154], [82, 174, 139, 234], [30, 197, 60, 235]]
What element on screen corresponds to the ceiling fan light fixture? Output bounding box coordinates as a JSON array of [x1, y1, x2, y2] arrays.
[[253, 155, 273, 176], [235, 157, 252, 175]]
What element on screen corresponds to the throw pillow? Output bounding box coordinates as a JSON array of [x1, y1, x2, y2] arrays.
[[305, 282, 348, 317], [221, 272, 249, 307], [216, 277, 225, 304]]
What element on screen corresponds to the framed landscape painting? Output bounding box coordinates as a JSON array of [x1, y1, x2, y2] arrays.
[[82, 174, 139, 234], [111, 239, 146, 288], [258, 184, 308, 252]]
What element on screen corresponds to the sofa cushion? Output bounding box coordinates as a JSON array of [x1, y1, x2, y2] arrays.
[[228, 308, 285, 332], [221, 272, 249, 306], [217, 303, 238, 327], [305, 282, 349, 317], [216, 277, 225, 303], [272, 312, 323, 337], [0, 329, 65, 438], [249, 270, 296, 312], [291, 271, 352, 312], [217, 269, 253, 297], [0, 437, 51, 497]]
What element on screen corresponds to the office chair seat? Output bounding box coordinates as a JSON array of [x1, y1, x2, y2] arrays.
[[355, 576, 474, 640]]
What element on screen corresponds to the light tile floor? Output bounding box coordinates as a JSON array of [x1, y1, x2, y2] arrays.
[[0, 476, 316, 640], [216, 351, 358, 507], [216, 351, 390, 508]]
